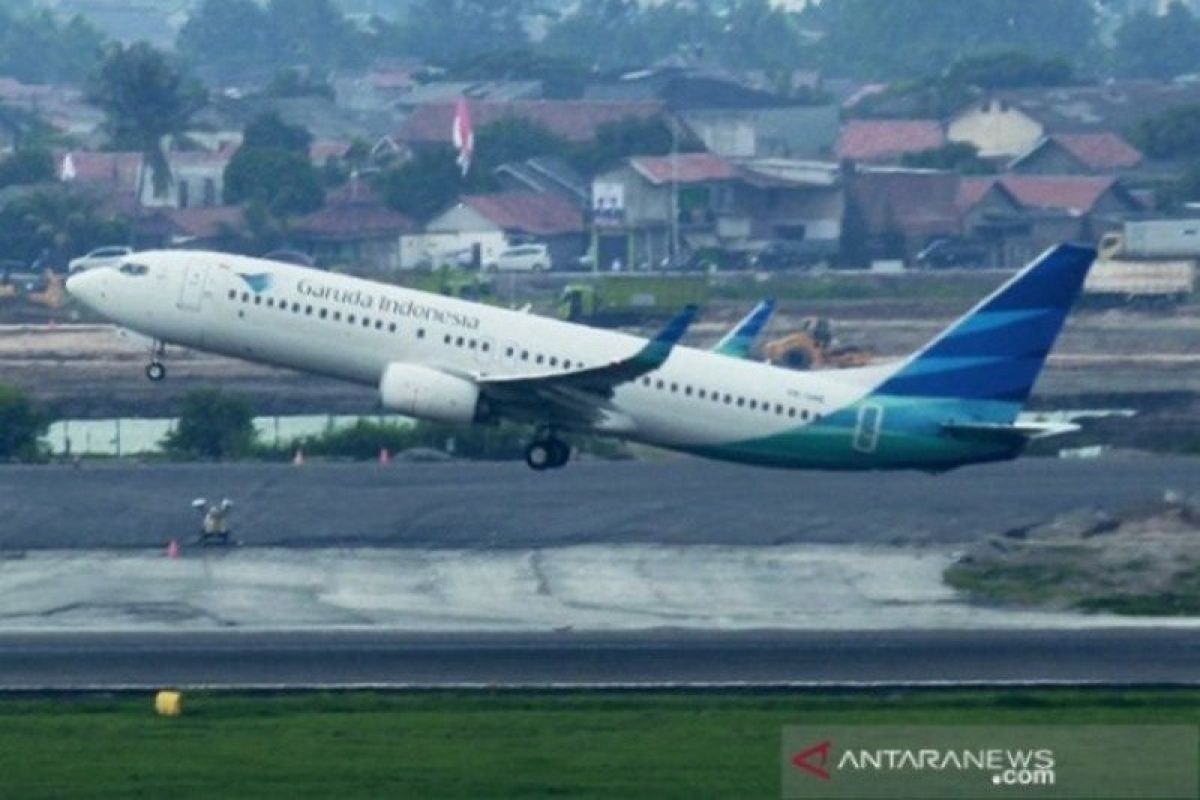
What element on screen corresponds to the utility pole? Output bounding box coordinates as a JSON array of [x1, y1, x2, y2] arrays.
[[669, 119, 680, 270]]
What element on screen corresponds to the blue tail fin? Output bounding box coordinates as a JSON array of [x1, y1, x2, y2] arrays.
[[874, 243, 1095, 409]]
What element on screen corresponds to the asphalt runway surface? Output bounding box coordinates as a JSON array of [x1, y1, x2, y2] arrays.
[[3, 456, 1200, 549], [1, 629, 1198, 689]]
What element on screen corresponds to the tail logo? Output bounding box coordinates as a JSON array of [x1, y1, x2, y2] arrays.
[[237, 272, 274, 294]]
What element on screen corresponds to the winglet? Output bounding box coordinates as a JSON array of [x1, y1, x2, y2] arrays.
[[634, 304, 699, 368], [713, 299, 775, 358]]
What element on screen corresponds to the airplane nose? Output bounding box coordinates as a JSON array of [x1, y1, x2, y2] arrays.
[[65, 267, 106, 307]]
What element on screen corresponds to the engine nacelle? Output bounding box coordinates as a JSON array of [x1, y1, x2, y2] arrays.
[[379, 363, 482, 425]]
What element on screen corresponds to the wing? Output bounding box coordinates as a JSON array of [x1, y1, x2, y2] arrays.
[[477, 305, 699, 430]]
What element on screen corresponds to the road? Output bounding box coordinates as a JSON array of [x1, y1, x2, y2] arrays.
[[2, 456, 1198, 549], [1, 629, 1198, 689]]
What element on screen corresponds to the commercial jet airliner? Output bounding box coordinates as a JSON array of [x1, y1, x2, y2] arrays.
[[66, 243, 1095, 471]]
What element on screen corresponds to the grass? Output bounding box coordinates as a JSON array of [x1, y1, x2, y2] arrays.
[[0, 690, 1197, 799]]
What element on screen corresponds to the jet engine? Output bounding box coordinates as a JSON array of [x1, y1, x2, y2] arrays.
[[379, 363, 483, 425]]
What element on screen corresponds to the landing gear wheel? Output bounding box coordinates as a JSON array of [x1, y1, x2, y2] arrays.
[[525, 441, 553, 471], [547, 439, 570, 468], [146, 361, 166, 382]]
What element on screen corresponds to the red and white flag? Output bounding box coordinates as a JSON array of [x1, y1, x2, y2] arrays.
[[452, 97, 474, 177]]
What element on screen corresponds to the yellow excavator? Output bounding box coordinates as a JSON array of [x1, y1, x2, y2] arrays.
[[761, 316, 872, 370]]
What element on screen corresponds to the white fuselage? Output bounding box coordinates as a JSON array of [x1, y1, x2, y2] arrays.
[[68, 251, 883, 454]]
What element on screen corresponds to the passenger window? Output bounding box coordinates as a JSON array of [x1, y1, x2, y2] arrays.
[[418, 329, 426, 338], [536, 354, 544, 364], [656, 380, 664, 389], [227, 289, 236, 299], [348, 314, 356, 323], [363, 318, 371, 328], [375, 320, 384, 330], [333, 311, 341, 321], [254, 295, 262, 305], [388, 323, 397, 333], [242, 292, 250, 302], [319, 309, 327, 319], [549, 357, 557, 367], [267, 298, 275, 307], [563, 359, 572, 369], [749, 400, 757, 409], [456, 336, 465, 347], [521, 351, 529, 360]]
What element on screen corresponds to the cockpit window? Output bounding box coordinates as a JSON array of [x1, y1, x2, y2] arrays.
[[119, 262, 150, 276]]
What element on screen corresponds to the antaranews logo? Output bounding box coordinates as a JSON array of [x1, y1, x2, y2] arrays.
[[781, 725, 1199, 799], [791, 740, 832, 781]]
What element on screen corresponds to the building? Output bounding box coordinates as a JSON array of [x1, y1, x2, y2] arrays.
[[947, 82, 1200, 159], [137, 149, 232, 210], [413, 192, 585, 269], [835, 119, 945, 163], [591, 152, 842, 269], [842, 166, 960, 261], [291, 183, 416, 272], [1007, 132, 1144, 175]]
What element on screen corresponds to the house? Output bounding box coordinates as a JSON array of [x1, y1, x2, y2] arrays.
[[133, 206, 244, 251], [587, 67, 839, 159], [958, 175, 1145, 265], [494, 156, 588, 205], [138, 149, 233, 210], [392, 81, 544, 114], [591, 152, 842, 269], [842, 166, 960, 261], [291, 183, 416, 272], [947, 82, 1200, 159], [678, 106, 839, 159], [835, 120, 945, 163], [414, 192, 586, 269], [59, 150, 144, 213], [397, 101, 665, 150], [1007, 133, 1144, 175]]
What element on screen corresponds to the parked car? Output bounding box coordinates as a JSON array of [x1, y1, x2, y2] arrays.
[[68, 246, 133, 274], [483, 243, 550, 272], [915, 238, 988, 269], [749, 241, 813, 270]]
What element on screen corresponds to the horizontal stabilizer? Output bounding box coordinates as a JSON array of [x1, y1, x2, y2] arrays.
[[941, 420, 1080, 445]]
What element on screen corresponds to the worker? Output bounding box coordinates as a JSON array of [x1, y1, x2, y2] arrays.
[[194, 498, 234, 545]]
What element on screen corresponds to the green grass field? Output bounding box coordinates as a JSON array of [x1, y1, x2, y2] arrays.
[[0, 690, 1196, 799]]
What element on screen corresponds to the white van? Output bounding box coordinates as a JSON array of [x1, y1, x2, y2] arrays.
[[483, 243, 550, 272]]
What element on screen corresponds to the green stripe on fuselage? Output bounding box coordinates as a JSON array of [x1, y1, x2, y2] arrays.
[[681, 396, 1022, 471]]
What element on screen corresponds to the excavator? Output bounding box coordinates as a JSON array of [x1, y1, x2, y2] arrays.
[[760, 315, 872, 370]]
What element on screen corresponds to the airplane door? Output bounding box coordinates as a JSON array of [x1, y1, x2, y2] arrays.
[[852, 403, 884, 454], [177, 262, 210, 311]]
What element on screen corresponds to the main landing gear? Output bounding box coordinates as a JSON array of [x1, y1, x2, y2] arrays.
[[525, 434, 571, 471], [145, 340, 167, 382]]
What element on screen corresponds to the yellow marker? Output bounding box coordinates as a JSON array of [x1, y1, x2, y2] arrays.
[[154, 690, 183, 717]]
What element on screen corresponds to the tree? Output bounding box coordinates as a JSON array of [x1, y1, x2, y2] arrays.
[[263, 0, 368, 73], [177, 0, 271, 85], [1113, 3, 1200, 79], [0, 384, 48, 461], [386, 0, 533, 63], [223, 147, 324, 216], [815, 0, 1097, 80], [0, 188, 129, 266], [570, 115, 693, 175], [944, 51, 1074, 90], [374, 145, 463, 220], [86, 43, 207, 196], [0, 9, 106, 84], [242, 111, 314, 154], [1133, 104, 1200, 160], [163, 389, 256, 460], [901, 142, 995, 174], [472, 117, 571, 178], [0, 148, 55, 188]]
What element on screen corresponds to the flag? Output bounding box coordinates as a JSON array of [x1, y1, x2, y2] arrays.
[[452, 96, 474, 177]]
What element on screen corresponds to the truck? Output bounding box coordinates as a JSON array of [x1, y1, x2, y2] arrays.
[[557, 275, 709, 327], [1084, 223, 1196, 306]]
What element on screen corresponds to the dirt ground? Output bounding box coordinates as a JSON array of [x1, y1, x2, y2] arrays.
[[2, 303, 1198, 435]]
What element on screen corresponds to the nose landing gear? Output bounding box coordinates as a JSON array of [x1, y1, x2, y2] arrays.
[[525, 434, 571, 471], [145, 340, 167, 382]]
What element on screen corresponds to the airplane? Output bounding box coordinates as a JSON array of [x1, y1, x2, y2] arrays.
[[712, 299, 775, 359], [65, 243, 1096, 472]]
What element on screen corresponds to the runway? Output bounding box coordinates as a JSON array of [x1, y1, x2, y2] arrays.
[[3, 455, 1199, 549], [2, 629, 1199, 689]]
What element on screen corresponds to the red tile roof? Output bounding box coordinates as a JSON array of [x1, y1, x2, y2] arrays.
[[836, 119, 945, 162], [460, 192, 583, 236], [996, 175, 1121, 214], [141, 207, 243, 240], [630, 152, 738, 184], [399, 101, 663, 145], [297, 198, 416, 241], [61, 151, 143, 189], [1045, 133, 1142, 171], [848, 168, 960, 239]]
